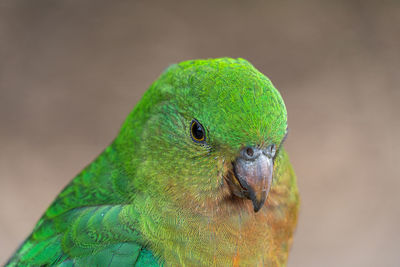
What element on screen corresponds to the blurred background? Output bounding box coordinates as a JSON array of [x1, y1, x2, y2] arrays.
[[1, 0, 399, 266]]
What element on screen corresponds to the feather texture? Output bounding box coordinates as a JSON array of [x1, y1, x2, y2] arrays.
[[7, 58, 299, 266]]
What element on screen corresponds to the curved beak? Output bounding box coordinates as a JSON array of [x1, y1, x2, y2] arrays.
[[232, 148, 274, 212]]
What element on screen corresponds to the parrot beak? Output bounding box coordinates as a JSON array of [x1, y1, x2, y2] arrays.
[[227, 146, 274, 212]]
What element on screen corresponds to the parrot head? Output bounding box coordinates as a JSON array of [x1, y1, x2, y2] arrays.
[[116, 58, 288, 213]]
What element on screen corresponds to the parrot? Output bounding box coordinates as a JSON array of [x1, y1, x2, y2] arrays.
[[6, 58, 299, 266]]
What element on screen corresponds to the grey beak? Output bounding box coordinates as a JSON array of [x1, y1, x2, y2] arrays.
[[233, 146, 274, 212]]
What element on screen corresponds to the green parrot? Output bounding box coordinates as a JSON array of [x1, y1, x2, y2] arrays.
[[6, 58, 299, 266]]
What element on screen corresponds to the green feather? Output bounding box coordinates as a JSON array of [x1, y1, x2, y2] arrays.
[[7, 58, 298, 266]]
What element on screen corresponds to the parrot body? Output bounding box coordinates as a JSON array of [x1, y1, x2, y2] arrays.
[[7, 58, 299, 266]]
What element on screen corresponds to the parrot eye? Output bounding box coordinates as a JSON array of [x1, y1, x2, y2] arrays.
[[190, 119, 206, 143]]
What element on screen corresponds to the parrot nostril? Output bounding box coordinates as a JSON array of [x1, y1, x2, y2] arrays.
[[246, 147, 254, 157], [241, 147, 261, 161], [263, 144, 277, 158]]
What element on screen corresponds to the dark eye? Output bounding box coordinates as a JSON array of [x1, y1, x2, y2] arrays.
[[190, 119, 206, 143]]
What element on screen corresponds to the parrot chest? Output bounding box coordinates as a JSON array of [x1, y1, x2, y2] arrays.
[[140, 199, 298, 267]]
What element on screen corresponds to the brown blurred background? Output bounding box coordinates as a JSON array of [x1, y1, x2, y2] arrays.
[[1, 0, 399, 266]]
